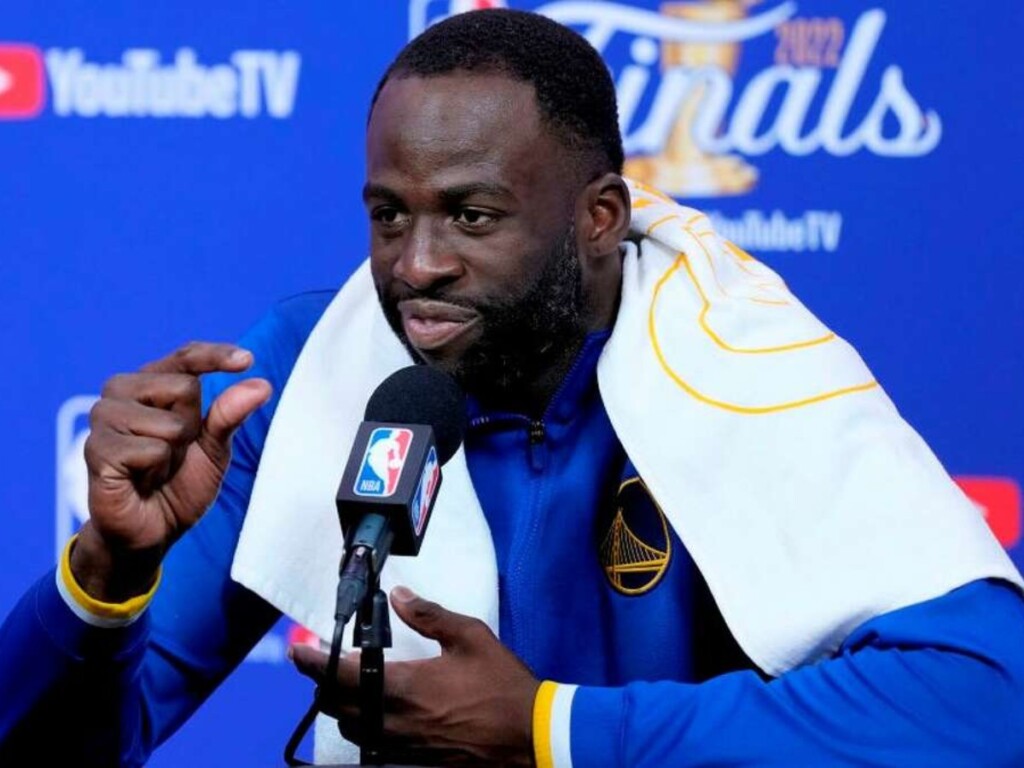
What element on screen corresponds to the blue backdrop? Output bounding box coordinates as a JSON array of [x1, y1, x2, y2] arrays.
[[2, 2, 1021, 764]]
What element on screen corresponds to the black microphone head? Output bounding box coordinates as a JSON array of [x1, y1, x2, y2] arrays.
[[364, 365, 466, 464]]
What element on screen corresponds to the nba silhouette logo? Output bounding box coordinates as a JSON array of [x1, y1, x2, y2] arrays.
[[410, 446, 439, 535], [354, 427, 414, 497], [408, 0, 508, 38], [55, 395, 99, 563]]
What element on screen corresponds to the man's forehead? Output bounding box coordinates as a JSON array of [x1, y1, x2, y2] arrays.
[[366, 72, 556, 177], [371, 71, 540, 130]]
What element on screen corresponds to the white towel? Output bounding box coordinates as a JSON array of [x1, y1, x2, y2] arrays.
[[231, 180, 1022, 763]]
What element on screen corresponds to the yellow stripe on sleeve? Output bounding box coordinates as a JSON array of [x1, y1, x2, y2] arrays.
[[59, 534, 161, 621], [533, 680, 560, 768]]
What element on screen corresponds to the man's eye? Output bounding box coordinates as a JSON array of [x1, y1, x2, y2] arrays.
[[372, 208, 408, 227], [454, 209, 497, 228]]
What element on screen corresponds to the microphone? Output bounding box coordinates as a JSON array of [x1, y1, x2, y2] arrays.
[[332, 365, 466, 625], [283, 367, 465, 765]]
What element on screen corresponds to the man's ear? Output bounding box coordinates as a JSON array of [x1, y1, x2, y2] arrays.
[[578, 173, 631, 261]]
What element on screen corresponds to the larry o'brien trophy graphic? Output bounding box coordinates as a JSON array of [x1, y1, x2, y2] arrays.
[[623, 0, 759, 198]]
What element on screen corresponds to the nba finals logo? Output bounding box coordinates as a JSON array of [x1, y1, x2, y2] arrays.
[[413, 1, 942, 198], [355, 427, 414, 497]]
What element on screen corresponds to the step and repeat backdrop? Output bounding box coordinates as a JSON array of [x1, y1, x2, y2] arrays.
[[2, 1, 1021, 765]]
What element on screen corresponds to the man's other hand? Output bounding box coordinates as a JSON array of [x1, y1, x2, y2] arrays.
[[291, 587, 541, 767], [72, 342, 272, 603]]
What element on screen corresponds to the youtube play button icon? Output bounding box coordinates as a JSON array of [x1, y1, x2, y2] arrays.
[[0, 44, 45, 119], [955, 476, 1022, 549]]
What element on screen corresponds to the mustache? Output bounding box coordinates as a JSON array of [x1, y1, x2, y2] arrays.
[[382, 285, 497, 315]]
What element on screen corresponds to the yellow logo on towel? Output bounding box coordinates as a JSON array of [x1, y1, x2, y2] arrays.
[[600, 477, 672, 596]]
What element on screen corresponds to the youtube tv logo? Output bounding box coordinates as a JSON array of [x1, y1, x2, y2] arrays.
[[0, 43, 45, 119], [955, 476, 1021, 549]]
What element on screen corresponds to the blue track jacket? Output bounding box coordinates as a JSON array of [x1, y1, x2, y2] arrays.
[[2, 291, 1023, 766]]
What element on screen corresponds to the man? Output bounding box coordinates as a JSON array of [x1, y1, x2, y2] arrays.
[[2, 9, 1024, 767]]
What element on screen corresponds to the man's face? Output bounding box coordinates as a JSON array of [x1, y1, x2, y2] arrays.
[[366, 72, 589, 397]]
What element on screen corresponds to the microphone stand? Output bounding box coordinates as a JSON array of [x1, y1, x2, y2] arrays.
[[284, 563, 391, 768], [354, 568, 391, 764]]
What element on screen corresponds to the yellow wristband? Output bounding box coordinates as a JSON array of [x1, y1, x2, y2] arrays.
[[533, 680, 559, 768], [59, 534, 162, 621]]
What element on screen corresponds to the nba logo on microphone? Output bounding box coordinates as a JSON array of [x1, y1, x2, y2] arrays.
[[411, 446, 440, 536], [354, 427, 414, 497]]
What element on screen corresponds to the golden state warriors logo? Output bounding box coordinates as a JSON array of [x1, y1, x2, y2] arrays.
[[600, 477, 672, 595]]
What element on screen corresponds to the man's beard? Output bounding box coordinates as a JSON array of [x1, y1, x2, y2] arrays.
[[378, 226, 587, 399]]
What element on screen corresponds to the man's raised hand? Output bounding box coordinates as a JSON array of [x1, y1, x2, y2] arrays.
[[71, 342, 272, 603]]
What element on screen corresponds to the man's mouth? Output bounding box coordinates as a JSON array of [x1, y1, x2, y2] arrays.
[[398, 299, 481, 352]]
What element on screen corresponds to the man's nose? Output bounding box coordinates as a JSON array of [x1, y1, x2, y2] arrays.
[[393, 218, 462, 292]]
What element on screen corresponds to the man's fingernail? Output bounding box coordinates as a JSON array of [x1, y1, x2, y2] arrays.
[[229, 349, 252, 365], [242, 378, 272, 397], [392, 586, 416, 603]]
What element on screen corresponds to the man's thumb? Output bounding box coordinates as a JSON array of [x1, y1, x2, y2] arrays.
[[390, 586, 464, 650], [204, 378, 272, 446]]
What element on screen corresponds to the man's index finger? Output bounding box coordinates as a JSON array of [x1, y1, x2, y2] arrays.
[[140, 342, 253, 376]]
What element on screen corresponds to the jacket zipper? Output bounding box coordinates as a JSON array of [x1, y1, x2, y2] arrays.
[[505, 345, 596, 664], [528, 420, 546, 471]]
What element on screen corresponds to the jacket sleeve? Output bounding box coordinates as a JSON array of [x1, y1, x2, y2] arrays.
[[0, 294, 330, 766], [535, 578, 1024, 768], [0, 529, 280, 766]]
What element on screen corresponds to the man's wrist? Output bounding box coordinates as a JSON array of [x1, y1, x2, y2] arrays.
[[60, 532, 162, 627], [69, 522, 164, 604]]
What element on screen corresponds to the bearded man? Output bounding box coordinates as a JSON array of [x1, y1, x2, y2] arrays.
[[2, 9, 1023, 768]]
